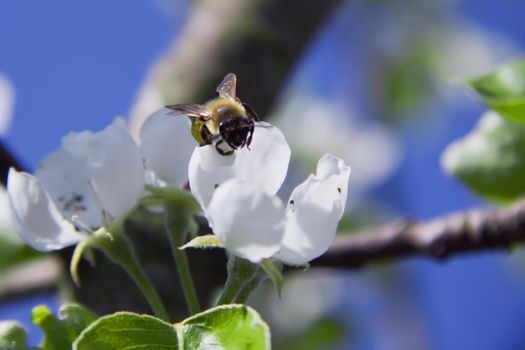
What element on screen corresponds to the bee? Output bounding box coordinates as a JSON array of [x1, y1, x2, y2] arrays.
[[166, 73, 259, 156]]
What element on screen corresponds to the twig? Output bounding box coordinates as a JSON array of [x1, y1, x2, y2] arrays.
[[314, 199, 525, 269]]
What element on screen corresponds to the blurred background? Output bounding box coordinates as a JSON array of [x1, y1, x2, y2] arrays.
[[1, 0, 525, 349]]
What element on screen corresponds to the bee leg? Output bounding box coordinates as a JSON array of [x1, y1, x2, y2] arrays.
[[246, 120, 255, 150], [215, 140, 234, 156], [242, 103, 259, 121], [226, 138, 240, 151], [199, 124, 213, 145]]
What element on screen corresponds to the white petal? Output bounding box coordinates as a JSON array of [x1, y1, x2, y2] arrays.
[[188, 145, 236, 209], [140, 108, 196, 186], [7, 168, 85, 251], [206, 179, 285, 263], [198, 143, 236, 171], [36, 149, 103, 228], [234, 122, 291, 194], [62, 119, 144, 219], [276, 154, 351, 265], [189, 122, 291, 209]]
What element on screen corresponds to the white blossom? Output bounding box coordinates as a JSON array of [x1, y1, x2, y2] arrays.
[[189, 124, 351, 264], [7, 119, 144, 251], [189, 122, 290, 209], [275, 154, 350, 265]]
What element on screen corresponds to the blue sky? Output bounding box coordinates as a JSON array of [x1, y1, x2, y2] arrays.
[[0, 1, 179, 168]]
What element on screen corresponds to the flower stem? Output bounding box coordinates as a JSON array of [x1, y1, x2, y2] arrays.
[[164, 210, 201, 315], [94, 231, 169, 321], [217, 255, 258, 305], [234, 267, 264, 304]]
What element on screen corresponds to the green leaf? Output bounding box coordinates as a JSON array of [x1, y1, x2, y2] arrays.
[[0, 321, 29, 350], [260, 259, 284, 298], [179, 234, 224, 250], [442, 111, 525, 202], [468, 60, 525, 123], [74, 307, 271, 349], [32, 304, 97, 350], [32, 305, 71, 350], [73, 312, 178, 350], [179, 304, 270, 350], [57, 304, 98, 340]]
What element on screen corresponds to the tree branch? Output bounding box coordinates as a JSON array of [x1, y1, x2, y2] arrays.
[[313, 199, 525, 269]]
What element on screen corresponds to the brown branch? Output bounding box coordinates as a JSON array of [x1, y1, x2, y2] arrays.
[[313, 198, 525, 269]]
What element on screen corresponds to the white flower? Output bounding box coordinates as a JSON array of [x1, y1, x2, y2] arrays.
[[188, 124, 351, 265], [139, 108, 195, 187], [275, 154, 350, 265], [188, 122, 291, 209], [7, 119, 144, 251]]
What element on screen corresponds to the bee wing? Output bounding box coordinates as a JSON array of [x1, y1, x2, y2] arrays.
[[216, 73, 237, 101], [165, 104, 211, 121]]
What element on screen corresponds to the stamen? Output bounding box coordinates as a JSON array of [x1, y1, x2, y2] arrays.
[[61, 193, 86, 213], [70, 215, 95, 234]]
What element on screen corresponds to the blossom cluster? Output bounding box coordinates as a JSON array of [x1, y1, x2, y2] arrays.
[[7, 108, 350, 265]]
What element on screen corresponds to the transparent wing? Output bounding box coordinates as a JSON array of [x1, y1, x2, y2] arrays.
[[216, 73, 237, 101], [165, 104, 211, 121]]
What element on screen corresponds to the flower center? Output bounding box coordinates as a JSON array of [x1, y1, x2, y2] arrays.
[[58, 193, 87, 214], [57, 192, 98, 233]]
